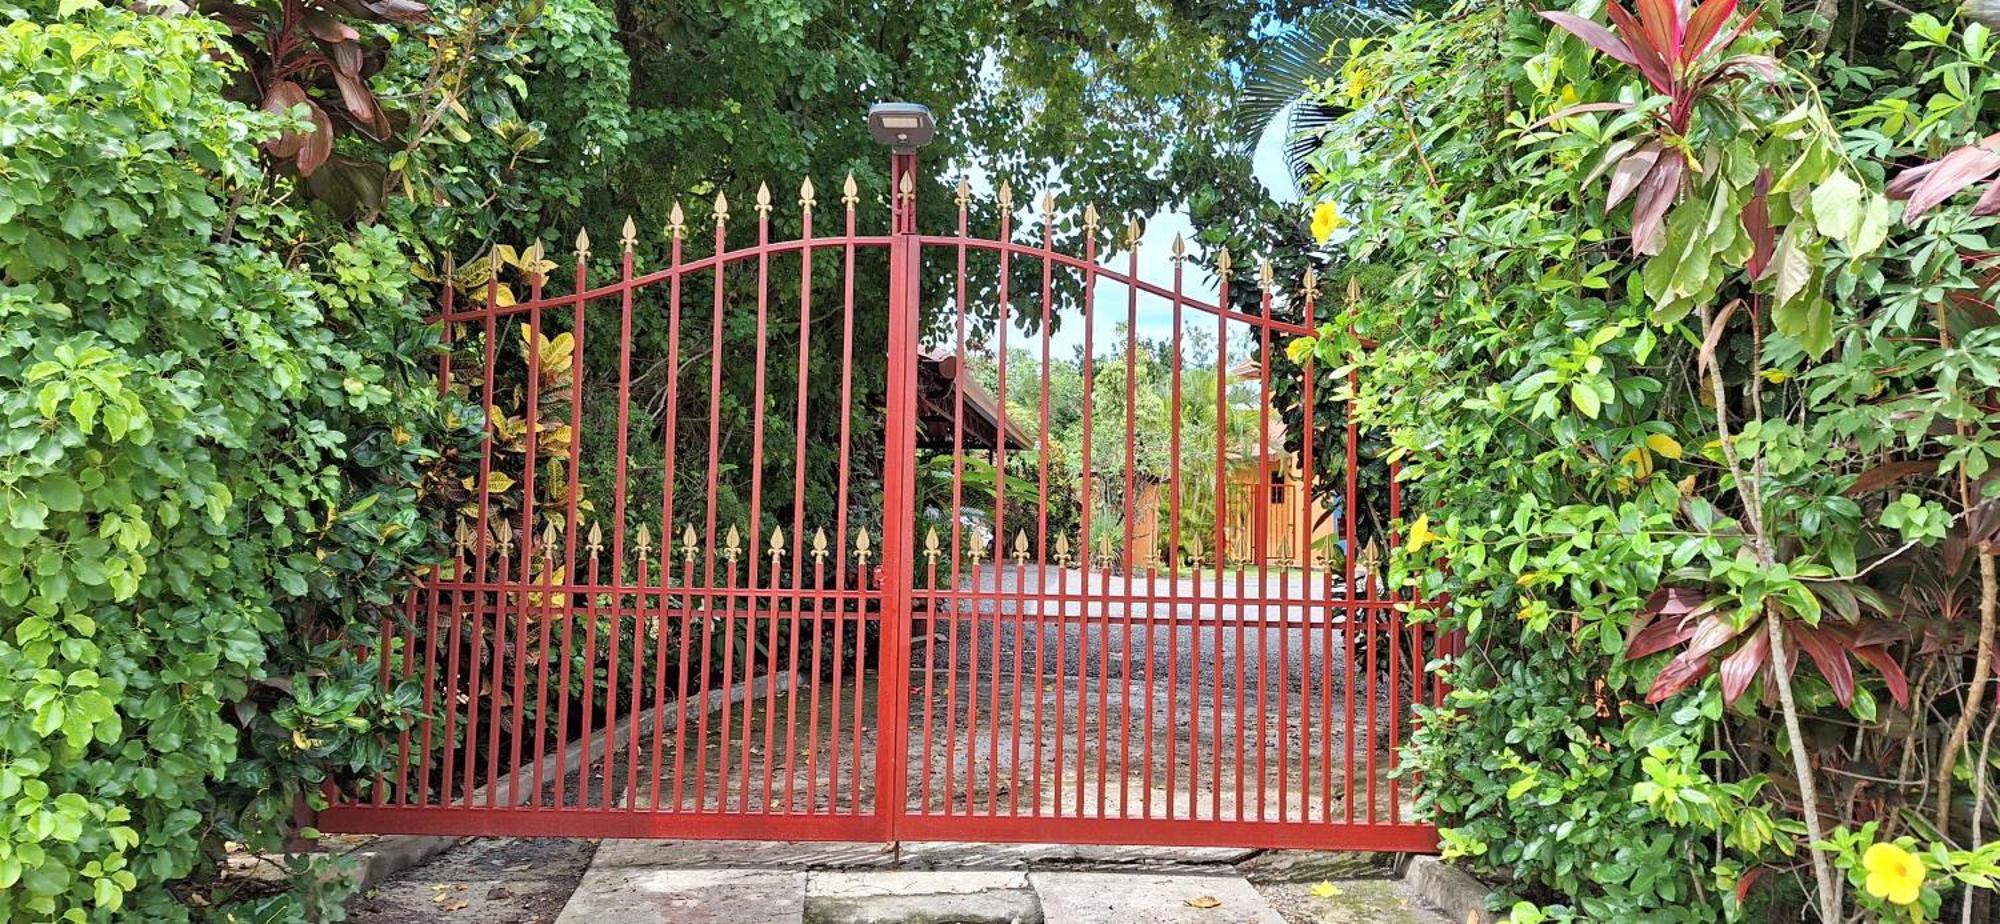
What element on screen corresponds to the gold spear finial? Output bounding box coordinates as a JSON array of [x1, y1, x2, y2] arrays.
[[1056, 533, 1072, 568], [955, 175, 972, 208], [854, 527, 872, 565], [586, 520, 604, 559], [1302, 267, 1319, 297], [924, 526, 941, 565], [1171, 234, 1187, 262], [755, 181, 773, 216], [488, 245, 503, 272], [668, 202, 686, 239], [681, 524, 699, 564], [996, 181, 1013, 211], [723, 524, 741, 563], [1082, 202, 1099, 232], [635, 523, 653, 560], [1125, 217, 1142, 247], [897, 170, 914, 202], [1259, 257, 1276, 291], [713, 191, 729, 226], [812, 526, 830, 564], [494, 518, 514, 558], [769, 525, 786, 562], [541, 520, 559, 561], [620, 216, 637, 252], [842, 172, 859, 206], [1040, 191, 1056, 221], [1216, 247, 1233, 279], [524, 240, 546, 281], [574, 227, 590, 259], [1012, 530, 1029, 565], [800, 176, 817, 212], [968, 537, 986, 566]]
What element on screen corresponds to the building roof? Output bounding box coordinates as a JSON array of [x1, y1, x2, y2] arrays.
[[916, 350, 1033, 452]]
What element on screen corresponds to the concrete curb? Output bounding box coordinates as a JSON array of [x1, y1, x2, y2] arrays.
[[1401, 855, 1495, 924], [331, 672, 794, 889]]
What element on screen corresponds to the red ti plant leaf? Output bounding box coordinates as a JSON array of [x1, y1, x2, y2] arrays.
[[1630, 152, 1685, 255], [299, 100, 336, 176], [260, 81, 311, 159], [1717, 622, 1769, 705], [1743, 168, 1773, 279], [1893, 135, 2000, 222], [1538, 11, 1642, 69], [1851, 644, 1910, 707], [1602, 2, 1675, 93], [1646, 613, 1741, 703], [1790, 622, 1857, 707], [1973, 178, 2000, 216], [1606, 141, 1664, 209], [1681, 0, 1738, 64]]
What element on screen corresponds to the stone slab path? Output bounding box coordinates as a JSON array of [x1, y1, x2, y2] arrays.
[[549, 840, 1450, 924]]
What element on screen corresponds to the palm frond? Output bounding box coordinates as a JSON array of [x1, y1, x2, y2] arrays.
[[1236, 3, 1409, 183]]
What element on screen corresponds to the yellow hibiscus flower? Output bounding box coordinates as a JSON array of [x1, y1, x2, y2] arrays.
[[1862, 841, 1925, 906], [1406, 514, 1437, 554], [1311, 201, 1346, 244]]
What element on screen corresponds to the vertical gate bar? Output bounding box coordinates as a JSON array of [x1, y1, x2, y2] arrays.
[[459, 258, 501, 808], [783, 183, 816, 814], [1300, 279, 1326, 824], [659, 212, 689, 813], [918, 525, 938, 812], [761, 531, 782, 810], [627, 554, 649, 809], [1387, 467, 1404, 824], [830, 178, 860, 815], [1342, 366, 1359, 823], [851, 539, 868, 815], [1032, 198, 1055, 818], [500, 253, 545, 808], [1074, 214, 1096, 820], [420, 281, 455, 807], [392, 592, 415, 804], [741, 186, 774, 812], [825, 184, 855, 814], [1167, 240, 1187, 822], [672, 542, 697, 810], [1297, 273, 1317, 823], [550, 239, 590, 808], [1231, 277, 1248, 822], [716, 541, 740, 812], [1209, 251, 1229, 824], [810, 539, 830, 811], [1253, 267, 1274, 823], [877, 153, 923, 833], [603, 226, 640, 809], [991, 200, 1012, 817], [1121, 223, 1140, 820], [942, 183, 970, 817], [695, 196, 729, 813], [1120, 220, 1136, 820], [418, 549, 444, 805], [621, 554, 645, 808], [486, 526, 511, 807]]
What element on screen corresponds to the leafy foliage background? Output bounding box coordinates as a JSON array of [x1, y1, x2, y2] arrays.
[[1290, 2, 2000, 920]]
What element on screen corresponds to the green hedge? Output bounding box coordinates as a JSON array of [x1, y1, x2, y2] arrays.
[[0, 7, 478, 919]]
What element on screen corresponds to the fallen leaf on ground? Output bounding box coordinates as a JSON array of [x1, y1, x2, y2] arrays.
[[1309, 881, 1344, 898], [1186, 895, 1222, 909]]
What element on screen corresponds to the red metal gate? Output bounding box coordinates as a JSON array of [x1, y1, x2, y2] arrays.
[[318, 135, 1446, 852]]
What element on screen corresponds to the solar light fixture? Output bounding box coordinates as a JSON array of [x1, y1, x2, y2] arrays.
[[867, 102, 936, 153]]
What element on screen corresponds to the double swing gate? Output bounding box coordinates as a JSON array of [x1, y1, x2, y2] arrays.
[[319, 148, 1448, 852]]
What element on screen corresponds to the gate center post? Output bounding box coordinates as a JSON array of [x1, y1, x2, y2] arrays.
[[870, 102, 933, 842]]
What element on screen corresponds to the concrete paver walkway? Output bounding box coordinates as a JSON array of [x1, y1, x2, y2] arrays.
[[553, 840, 1449, 924]]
